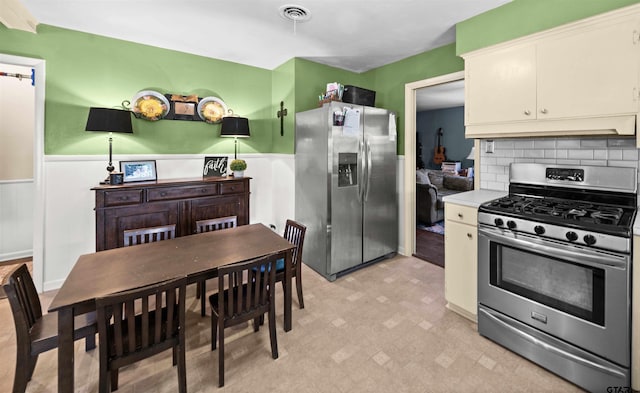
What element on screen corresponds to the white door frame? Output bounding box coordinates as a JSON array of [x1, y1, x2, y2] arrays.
[[402, 71, 465, 256], [0, 53, 46, 292]]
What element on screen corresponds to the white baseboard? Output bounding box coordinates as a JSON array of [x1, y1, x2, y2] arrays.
[[43, 278, 65, 292], [0, 249, 32, 262]]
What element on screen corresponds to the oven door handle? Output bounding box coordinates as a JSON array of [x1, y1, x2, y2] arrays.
[[479, 307, 628, 379], [480, 227, 628, 269]]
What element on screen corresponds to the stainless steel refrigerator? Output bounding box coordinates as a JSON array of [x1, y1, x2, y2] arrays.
[[295, 102, 398, 281]]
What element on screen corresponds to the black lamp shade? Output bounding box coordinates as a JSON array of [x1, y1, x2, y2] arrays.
[[85, 107, 133, 133], [220, 116, 250, 138]]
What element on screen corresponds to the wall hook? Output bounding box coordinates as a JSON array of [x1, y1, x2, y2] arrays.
[[277, 101, 288, 136]]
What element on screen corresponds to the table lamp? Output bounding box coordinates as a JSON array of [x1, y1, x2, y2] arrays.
[[220, 116, 250, 159], [85, 107, 133, 184], [466, 146, 475, 178]]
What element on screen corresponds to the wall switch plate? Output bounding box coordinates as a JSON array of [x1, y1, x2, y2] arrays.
[[486, 140, 494, 154]]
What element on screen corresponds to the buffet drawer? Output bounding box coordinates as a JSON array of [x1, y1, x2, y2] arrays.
[[147, 185, 218, 201], [220, 181, 245, 194], [104, 190, 143, 207]]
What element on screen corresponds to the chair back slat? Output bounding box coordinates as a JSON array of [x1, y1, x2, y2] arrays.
[[141, 296, 149, 348], [113, 305, 124, 357], [196, 216, 237, 233], [123, 224, 176, 247]]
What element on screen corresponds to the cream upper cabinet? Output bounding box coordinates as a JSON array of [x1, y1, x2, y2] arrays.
[[465, 44, 536, 124], [463, 5, 640, 138], [537, 18, 640, 120]]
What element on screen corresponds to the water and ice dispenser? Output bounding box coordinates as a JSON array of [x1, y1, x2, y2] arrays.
[[338, 153, 357, 187]]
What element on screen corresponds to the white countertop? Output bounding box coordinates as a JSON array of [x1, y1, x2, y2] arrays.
[[442, 189, 507, 208], [633, 211, 640, 235]]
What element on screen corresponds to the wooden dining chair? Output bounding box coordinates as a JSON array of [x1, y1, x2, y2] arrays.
[[123, 224, 176, 246], [209, 254, 278, 387], [196, 215, 237, 233], [95, 276, 188, 393], [195, 215, 237, 316], [279, 219, 307, 309], [3, 263, 97, 393]]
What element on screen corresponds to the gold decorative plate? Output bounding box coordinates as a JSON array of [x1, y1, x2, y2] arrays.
[[132, 90, 170, 121], [197, 96, 228, 124]]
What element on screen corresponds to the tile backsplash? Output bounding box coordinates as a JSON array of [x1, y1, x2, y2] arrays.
[[479, 136, 639, 191]]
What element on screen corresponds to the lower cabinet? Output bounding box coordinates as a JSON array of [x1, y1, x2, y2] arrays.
[[444, 202, 478, 321], [93, 177, 250, 251]]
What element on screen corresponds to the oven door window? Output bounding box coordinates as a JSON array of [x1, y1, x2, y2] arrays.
[[490, 243, 604, 325]]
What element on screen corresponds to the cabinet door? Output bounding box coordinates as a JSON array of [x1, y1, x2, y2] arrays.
[[101, 201, 179, 250], [538, 18, 640, 119], [444, 220, 478, 317], [465, 44, 537, 125], [189, 195, 247, 234]]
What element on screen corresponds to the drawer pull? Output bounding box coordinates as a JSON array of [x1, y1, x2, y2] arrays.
[[160, 192, 167, 197], [467, 233, 472, 239], [457, 213, 463, 218], [201, 189, 207, 193]]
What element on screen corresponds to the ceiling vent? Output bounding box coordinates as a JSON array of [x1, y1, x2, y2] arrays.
[[279, 4, 311, 34]]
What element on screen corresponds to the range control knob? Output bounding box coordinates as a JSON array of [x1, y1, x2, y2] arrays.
[[583, 234, 597, 246], [494, 218, 504, 227], [534, 225, 545, 235], [566, 231, 578, 242], [507, 220, 517, 230]]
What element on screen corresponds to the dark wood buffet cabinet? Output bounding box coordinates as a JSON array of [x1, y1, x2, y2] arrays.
[[92, 177, 250, 251]]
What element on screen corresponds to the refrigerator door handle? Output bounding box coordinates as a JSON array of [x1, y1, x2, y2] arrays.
[[357, 139, 364, 202], [365, 139, 372, 201]]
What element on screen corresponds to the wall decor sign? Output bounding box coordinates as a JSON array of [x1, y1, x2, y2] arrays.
[[131, 90, 228, 123], [168, 94, 199, 120], [120, 160, 158, 182], [203, 156, 228, 177]]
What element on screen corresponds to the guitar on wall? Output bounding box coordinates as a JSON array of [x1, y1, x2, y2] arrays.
[[433, 128, 446, 165]]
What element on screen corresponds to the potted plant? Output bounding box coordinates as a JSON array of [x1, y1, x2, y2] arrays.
[[229, 159, 247, 177]]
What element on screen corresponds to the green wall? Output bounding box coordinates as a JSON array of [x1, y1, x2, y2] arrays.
[[0, 24, 273, 156], [367, 43, 464, 156], [456, 0, 640, 55], [2, 0, 638, 157]]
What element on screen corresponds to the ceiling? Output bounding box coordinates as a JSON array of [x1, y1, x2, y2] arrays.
[[20, 0, 509, 74], [416, 79, 465, 112]]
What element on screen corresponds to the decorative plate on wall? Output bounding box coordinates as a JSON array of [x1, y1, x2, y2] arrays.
[[132, 90, 170, 121], [197, 96, 228, 124]]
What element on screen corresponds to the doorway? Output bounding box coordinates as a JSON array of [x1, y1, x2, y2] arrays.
[[402, 71, 465, 263], [0, 54, 46, 292]]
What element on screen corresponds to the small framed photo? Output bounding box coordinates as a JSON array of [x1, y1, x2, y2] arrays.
[[120, 160, 157, 183]]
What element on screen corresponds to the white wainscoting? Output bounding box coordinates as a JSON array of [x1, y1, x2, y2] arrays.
[[0, 180, 34, 261]]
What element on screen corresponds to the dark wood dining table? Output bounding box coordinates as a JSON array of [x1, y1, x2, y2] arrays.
[[48, 223, 295, 393]]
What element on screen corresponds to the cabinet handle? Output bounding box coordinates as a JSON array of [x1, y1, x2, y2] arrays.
[[119, 196, 128, 200], [458, 213, 463, 218], [160, 192, 167, 197], [467, 233, 472, 239], [540, 108, 548, 114], [201, 189, 207, 193], [524, 110, 531, 116]]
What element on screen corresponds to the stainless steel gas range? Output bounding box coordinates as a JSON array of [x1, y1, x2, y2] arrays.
[[477, 163, 637, 392]]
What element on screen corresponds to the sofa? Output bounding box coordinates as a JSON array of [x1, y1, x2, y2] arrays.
[[416, 169, 474, 225]]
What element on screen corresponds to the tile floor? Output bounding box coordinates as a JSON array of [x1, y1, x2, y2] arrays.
[[0, 255, 584, 392]]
